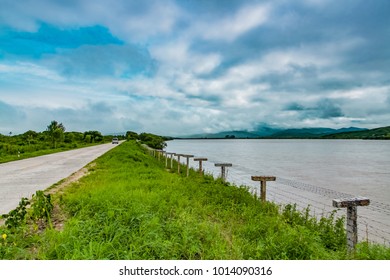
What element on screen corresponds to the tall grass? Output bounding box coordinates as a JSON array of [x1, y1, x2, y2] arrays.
[[1, 141, 389, 259]]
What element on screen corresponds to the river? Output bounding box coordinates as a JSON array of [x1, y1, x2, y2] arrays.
[[165, 139, 390, 245]]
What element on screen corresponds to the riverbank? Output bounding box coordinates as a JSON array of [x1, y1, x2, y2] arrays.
[[1, 141, 389, 259]]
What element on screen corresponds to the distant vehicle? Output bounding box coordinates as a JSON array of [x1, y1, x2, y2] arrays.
[[112, 138, 119, 144]]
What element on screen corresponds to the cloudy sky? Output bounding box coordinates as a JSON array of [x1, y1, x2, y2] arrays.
[[0, 0, 389, 136]]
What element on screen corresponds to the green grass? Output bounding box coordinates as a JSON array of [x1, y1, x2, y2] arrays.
[[1, 141, 389, 259], [0, 141, 111, 164], [0, 129, 117, 164], [2, 146, 72, 163]]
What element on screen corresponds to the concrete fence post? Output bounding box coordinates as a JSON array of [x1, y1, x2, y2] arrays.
[[160, 151, 166, 166], [194, 158, 208, 175], [251, 176, 276, 202], [176, 154, 194, 176], [164, 151, 168, 167], [176, 154, 182, 174], [170, 153, 175, 169], [165, 152, 175, 169], [333, 197, 370, 252], [182, 154, 194, 177], [214, 163, 232, 182], [156, 150, 163, 161]]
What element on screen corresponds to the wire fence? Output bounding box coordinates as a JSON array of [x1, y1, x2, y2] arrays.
[[168, 153, 390, 246]]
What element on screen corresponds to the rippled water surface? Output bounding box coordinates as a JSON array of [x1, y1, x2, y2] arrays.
[[167, 139, 390, 201], [166, 139, 390, 244]]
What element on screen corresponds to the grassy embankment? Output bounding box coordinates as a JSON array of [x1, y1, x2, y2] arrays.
[[1, 140, 389, 259]]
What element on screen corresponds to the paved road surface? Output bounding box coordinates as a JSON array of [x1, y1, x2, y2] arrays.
[[0, 142, 122, 215]]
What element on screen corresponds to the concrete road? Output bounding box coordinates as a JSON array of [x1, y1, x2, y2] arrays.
[[0, 142, 123, 215]]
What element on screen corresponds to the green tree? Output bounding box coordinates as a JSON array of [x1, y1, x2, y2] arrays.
[[47, 121, 65, 148], [22, 130, 38, 145], [126, 131, 139, 140], [139, 132, 167, 149], [83, 131, 103, 143]]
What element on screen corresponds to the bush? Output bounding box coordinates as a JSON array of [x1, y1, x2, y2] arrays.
[[139, 133, 167, 149]]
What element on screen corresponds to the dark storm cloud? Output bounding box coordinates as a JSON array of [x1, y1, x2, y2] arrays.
[[316, 99, 344, 118], [284, 99, 344, 120], [285, 102, 306, 111]]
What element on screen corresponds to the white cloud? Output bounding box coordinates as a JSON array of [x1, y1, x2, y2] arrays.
[[151, 40, 221, 75], [197, 3, 271, 42], [192, 53, 222, 75], [150, 40, 189, 65], [0, 61, 128, 110], [0, 62, 64, 82], [100, 0, 181, 41], [329, 86, 389, 100]]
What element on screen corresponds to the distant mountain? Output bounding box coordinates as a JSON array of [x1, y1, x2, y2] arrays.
[[322, 126, 390, 139], [267, 127, 367, 139], [251, 126, 283, 137], [183, 125, 284, 138], [183, 130, 259, 139], [181, 126, 370, 139]]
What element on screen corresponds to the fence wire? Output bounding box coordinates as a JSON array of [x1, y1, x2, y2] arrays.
[[170, 155, 390, 246]]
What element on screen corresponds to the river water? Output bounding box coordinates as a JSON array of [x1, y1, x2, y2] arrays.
[[166, 139, 390, 245]]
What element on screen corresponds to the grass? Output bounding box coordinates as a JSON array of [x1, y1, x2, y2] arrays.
[[1, 140, 389, 260], [0, 141, 111, 164]]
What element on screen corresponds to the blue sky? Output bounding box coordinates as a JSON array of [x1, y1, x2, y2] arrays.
[[0, 0, 389, 136]]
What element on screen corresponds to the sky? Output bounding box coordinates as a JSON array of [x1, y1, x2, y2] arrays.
[[0, 0, 389, 136]]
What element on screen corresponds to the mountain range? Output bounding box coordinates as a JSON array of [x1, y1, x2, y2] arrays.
[[179, 126, 390, 139]]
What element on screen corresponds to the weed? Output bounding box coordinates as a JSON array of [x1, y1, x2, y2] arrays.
[[282, 203, 346, 251], [1, 141, 388, 260], [1, 191, 53, 232], [30, 191, 54, 229], [2, 198, 30, 230]]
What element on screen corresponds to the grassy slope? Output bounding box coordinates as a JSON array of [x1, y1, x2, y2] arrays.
[[1, 141, 389, 259]]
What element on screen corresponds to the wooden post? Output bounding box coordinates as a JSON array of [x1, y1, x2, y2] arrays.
[[333, 197, 370, 252], [214, 163, 232, 182], [181, 154, 194, 177], [194, 158, 208, 175], [251, 176, 276, 202]]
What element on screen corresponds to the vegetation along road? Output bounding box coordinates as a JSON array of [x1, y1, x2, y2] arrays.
[[0, 141, 122, 215], [1, 140, 389, 259]]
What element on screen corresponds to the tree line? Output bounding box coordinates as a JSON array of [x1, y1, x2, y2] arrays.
[[125, 131, 171, 150], [0, 120, 171, 162], [0, 121, 116, 162]]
